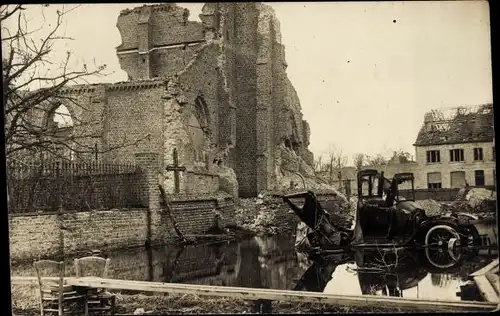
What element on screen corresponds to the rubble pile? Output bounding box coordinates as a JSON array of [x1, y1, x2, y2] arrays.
[[464, 188, 496, 210], [417, 199, 445, 217], [443, 188, 497, 217], [234, 185, 355, 236], [234, 195, 281, 236], [417, 188, 497, 219]]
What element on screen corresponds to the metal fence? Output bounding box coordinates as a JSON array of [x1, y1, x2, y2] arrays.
[[6, 160, 147, 214]]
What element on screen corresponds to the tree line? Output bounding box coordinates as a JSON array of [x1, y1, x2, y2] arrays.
[[314, 145, 414, 173]]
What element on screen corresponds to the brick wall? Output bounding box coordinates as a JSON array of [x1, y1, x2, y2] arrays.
[[8, 208, 149, 262], [117, 5, 204, 50], [116, 4, 205, 80], [60, 209, 148, 253], [183, 170, 220, 195], [398, 188, 460, 201], [233, 3, 259, 198], [399, 186, 495, 201], [104, 84, 165, 164], [216, 197, 237, 226], [24, 88, 107, 162], [164, 194, 236, 239], [9, 214, 61, 261], [9, 197, 236, 262], [255, 5, 275, 193], [150, 45, 202, 78], [176, 44, 222, 145]]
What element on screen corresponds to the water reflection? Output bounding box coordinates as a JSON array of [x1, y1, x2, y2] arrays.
[[10, 234, 497, 302], [298, 246, 496, 301], [430, 273, 453, 288]]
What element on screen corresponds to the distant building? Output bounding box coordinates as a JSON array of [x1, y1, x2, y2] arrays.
[[318, 104, 495, 192], [413, 104, 495, 189], [316, 167, 357, 196]]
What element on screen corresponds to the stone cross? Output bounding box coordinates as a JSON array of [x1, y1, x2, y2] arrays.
[[166, 148, 186, 194]]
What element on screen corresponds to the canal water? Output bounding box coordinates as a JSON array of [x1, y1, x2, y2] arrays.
[[11, 233, 497, 302]]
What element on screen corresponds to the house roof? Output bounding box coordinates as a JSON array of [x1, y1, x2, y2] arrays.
[[414, 104, 494, 146]]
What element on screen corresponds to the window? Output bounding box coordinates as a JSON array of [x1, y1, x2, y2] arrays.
[[473, 148, 483, 161], [449, 149, 464, 162], [427, 172, 442, 189], [426, 150, 440, 163], [474, 170, 485, 186]]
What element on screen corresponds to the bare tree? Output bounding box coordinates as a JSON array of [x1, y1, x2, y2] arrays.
[[2, 4, 144, 163], [313, 155, 323, 173], [320, 145, 348, 183], [366, 154, 388, 167], [352, 153, 365, 170]]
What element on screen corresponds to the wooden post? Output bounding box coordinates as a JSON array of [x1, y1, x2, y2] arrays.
[[56, 161, 63, 213], [55, 161, 66, 260]]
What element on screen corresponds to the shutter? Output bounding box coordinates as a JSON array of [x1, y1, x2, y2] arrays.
[[450, 171, 466, 188], [427, 172, 442, 183]]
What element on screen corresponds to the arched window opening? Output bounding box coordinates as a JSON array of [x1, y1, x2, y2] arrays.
[[194, 96, 211, 132], [46, 104, 75, 161], [188, 114, 206, 164], [51, 104, 74, 128]]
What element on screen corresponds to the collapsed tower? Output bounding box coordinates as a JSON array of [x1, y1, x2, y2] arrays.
[[114, 3, 315, 197]]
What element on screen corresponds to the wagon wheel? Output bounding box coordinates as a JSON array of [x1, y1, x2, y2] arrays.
[[424, 224, 463, 269]]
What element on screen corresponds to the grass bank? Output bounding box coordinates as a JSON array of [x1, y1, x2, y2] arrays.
[[12, 283, 474, 315]]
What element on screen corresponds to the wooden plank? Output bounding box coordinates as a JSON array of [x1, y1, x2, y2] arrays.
[[473, 275, 500, 303], [13, 276, 498, 310], [11, 276, 59, 285], [485, 273, 500, 296], [351, 243, 405, 248], [62, 277, 497, 311], [471, 259, 499, 277]]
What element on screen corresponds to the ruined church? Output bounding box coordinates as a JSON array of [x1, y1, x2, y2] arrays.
[[41, 3, 317, 198]]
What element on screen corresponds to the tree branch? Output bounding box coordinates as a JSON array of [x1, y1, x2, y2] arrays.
[[2, 4, 131, 163]]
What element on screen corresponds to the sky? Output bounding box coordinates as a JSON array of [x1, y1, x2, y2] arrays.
[[3, 2, 493, 165]]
